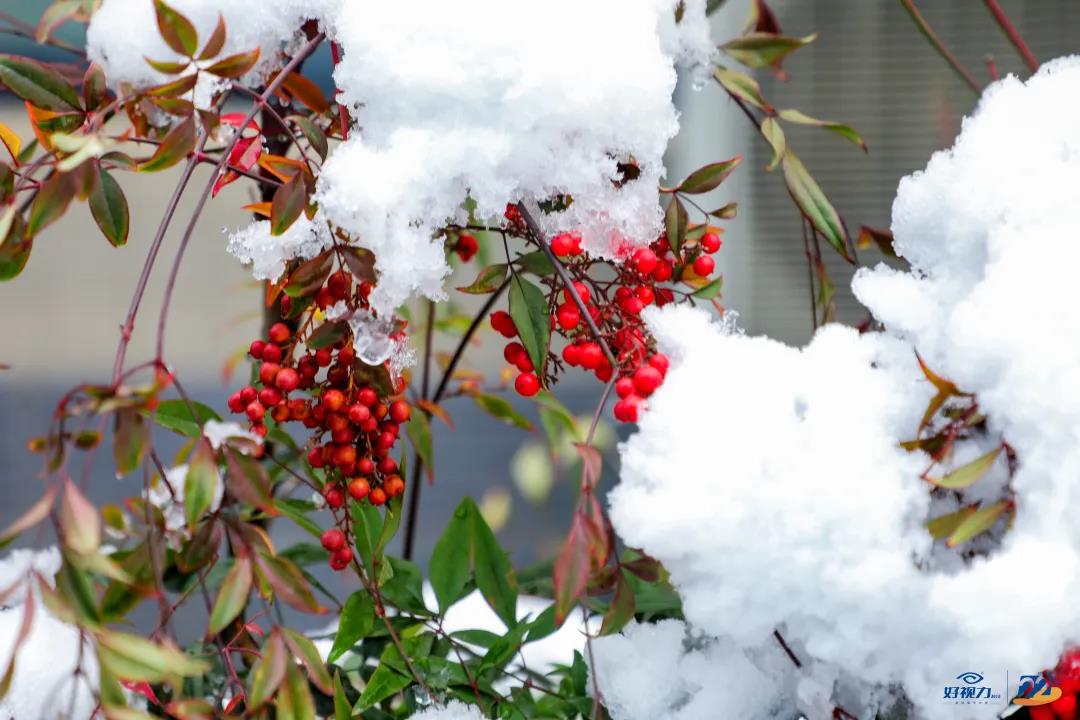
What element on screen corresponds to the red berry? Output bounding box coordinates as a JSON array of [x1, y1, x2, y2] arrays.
[[307, 446, 325, 468], [315, 348, 332, 367], [615, 377, 635, 398], [357, 388, 377, 407], [338, 345, 355, 366], [331, 546, 353, 568], [701, 232, 721, 254], [268, 322, 291, 345], [377, 431, 396, 449], [649, 354, 670, 376], [334, 445, 357, 468], [620, 296, 644, 315], [580, 343, 603, 370], [248, 340, 266, 359], [455, 233, 479, 262], [258, 387, 282, 407], [550, 232, 576, 257], [258, 362, 280, 386], [240, 386, 257, 404], [595, 360, 613, 383], [320, 528, 346, 551], [490, 311, 517, 338], [562, 343, 582, 367], [323, 389, 346, 412], [378, 458, 398, 475], [389, 400, 411, 424], [275, 367, 299, 393], [261, 344, 282, 363], [652, 260, 673, 283], [227, 392, 245, 413], [504, 342, 526, 366], [348, 477, 371, 500], [613, 396, 641, 423], [515, 372, 540, 397], [384, 475, 405, 497], [348, 404, 371, 424], [358, 457, 375, 475], [369, 487, 387, 506], [563, 281, 591, 306], [555, 303, 580, 330], [514, 352, 534, 373], [327, 271, 351, 300], [636, 286, 655, 306], [245, 401, 265, 422], [325, 487, 345, 509], [693, 255, 715, 277], [631, 248, 658, 276], [633, 366, 663, 397]]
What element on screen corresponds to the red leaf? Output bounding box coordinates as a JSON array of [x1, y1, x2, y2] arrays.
[[120, 681, 161, 707], [553, 513, 593, 624]]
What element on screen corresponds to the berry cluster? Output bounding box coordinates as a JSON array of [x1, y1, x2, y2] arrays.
[[1030, 648, 1080, 720], [226, 270, 412, 571]]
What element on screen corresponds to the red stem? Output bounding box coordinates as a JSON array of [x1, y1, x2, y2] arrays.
[[982, 0, 1039, 73], [899, 0, 982, 95]]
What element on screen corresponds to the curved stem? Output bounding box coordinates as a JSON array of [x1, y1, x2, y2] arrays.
[[899, 0, 982, 95], [982, 0, 1038, 73]]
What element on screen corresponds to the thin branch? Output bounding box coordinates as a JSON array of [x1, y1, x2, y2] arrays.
[[899, 0, 982, 95], [981, 0, 1038, 73]]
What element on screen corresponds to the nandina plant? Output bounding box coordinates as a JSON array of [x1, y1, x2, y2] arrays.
[[0, 0, 1002, 718]]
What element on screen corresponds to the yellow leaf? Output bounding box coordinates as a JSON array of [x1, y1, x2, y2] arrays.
[[0, 122, 20, 162]]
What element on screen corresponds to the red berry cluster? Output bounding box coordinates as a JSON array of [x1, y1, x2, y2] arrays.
[[226, 270, 412, 571], [1030, 648, 1080, 720]]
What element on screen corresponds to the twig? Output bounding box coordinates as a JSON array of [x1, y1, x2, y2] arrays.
[[982, 0, 1038, 73], [899, 0, 982, 95]]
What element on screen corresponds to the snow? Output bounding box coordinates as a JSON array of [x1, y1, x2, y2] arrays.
[[88, 1, 711, 320], [203, 419, 262, 451], [0, 548, 98, 719], [146, 464, 223, 550], [225, 213, 333, 284], [411, 700, 484, 720], [603, 58, 1080, 720]]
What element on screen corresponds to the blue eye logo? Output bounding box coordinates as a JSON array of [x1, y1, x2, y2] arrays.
[[957, 672, 985, 685]]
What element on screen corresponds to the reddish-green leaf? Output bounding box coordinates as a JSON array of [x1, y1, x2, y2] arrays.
[[144, 57, 190, 75], [305, 319, 347, 350], [207, 554, 251, 635], [60, 478, 100, 555], [225, 448, 274, 514], [0, 485, 57, 550], [946, 500, 1010, 548], [678, 156, 742, 194], [96, 631, 209, 682], [857, 225, 897, 257], [35, 0, 83, 44], [0, 212, 31, 281], [474, 393, 533, 431], [140, 116, 195, 172], [26, 172, 75, 237], [280, 72, 330, 113], [154, 0, 198, 57], [664, 194, 687, 255], [197, 15, 227, 61], [289, 115, 327, 160], [722, 32, 816, 73], [406, 412, 433, 480], [246, 630, 287, 709], [781, 151, 851, 262], [282, 627, 333, 695], [929, 446, 1003, 490], [457, 263, 508, 294], [600, 571, 636, 636], [778, 108, 867, 152], [146, 73, 198, 98], [0, 54, 81, 111], [278, 660, 316, 720], [82, 63, 107, 112], [713, 65, 771, 111], [254, 552, 324, 614], [113, 407, 149, 476], [508, 275, 549, 382], [554, 513, 592, 624], [89, 166, 129, 247], [205, 49, 260, 79], [270, 173, 305, 236], [760, 116, 785, 170]]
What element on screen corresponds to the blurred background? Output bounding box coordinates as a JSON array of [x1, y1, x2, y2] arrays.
[[0, 0, 1076, 633]]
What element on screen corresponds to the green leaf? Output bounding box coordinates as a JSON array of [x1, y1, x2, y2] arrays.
[[781, 151, 851, 262], [429, 499, 472, 613], [925, 506, 976, 540], [305, 319, 347, 350], [207, 553, 251, 635], [290, 115, 328, 160], [354, 662, 411, 711], [677, 156, 742, 194], [278, 661, 316, 720], [406, 412, 433, 480], [515, 249, 555, 276], [0, 211, 31, 281], [144, 57, 190, 74], [470, 498, 518, 627], [153, 0, 199, 57], [113, 408, 149, 476], [88, 167, 129, 247], [713, 65, 771, 111], [140, 116, 195, 173], [709, 202, 738, 219], [692, 276, 724, 299], [457, 263, 508, 294], [327, 591, 375, 663], [96, 631, 209, 682], [270, 173, 305, 236], [27, 172, 75, 237], [0, 54, 81, 111], [929, 447, 1003, 489], [350, 502, 383, 576], [333, 672, 351, 720], [474, 393, 534, 431], [664, 194, 687, 255], [946, 500, 1010, 548], [778, 109, 867, 152], [760, 115, 786, 170], [153, 399, 221, 437], [283, 627, 333, 695], [508, 275, 550, 380], [380, 556, 430, 616], [184, 439, 220, 531], [204, 48, 260, 79], [722, 32, 817, 72], [600, 571, 636, 635], [254, 552, 324, 614]]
